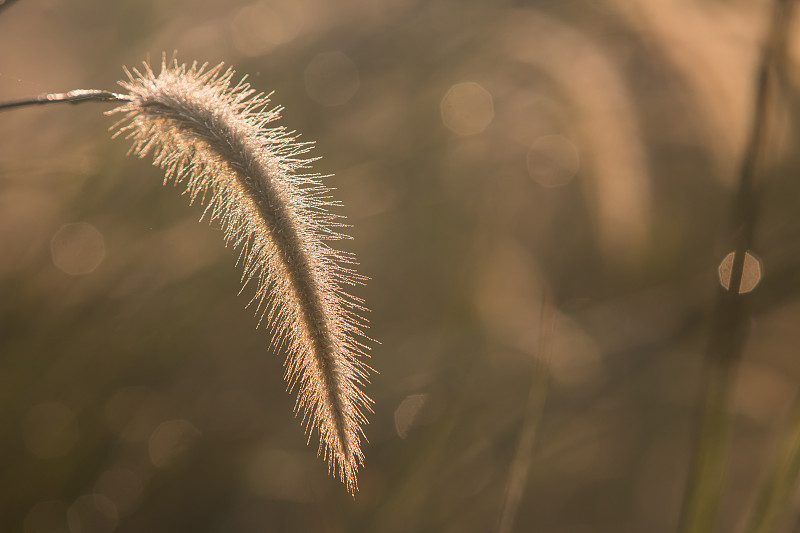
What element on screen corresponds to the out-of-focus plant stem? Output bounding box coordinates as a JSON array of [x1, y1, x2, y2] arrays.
[[741, 390, 800, 533], [680, 1, 795, 532], [0, 0, 22, 15], [495, 292, 553, 533]]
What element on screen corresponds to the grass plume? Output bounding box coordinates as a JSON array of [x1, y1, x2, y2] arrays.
[[108, 57, 372, 493]]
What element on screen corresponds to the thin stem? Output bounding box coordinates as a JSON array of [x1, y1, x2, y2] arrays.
[[681, 353, 740, 533], [741, 390, 800, 533], [0, 89, 131, 112], [495, 293, 553, 533], [0, 0, 22, 14], [680, 1, 795, 532]]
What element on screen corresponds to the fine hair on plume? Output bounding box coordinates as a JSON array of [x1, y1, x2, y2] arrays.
[[0, 55, 374, 493]]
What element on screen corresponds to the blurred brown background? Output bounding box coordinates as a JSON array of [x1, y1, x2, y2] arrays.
[[2, 0, 800, 532]]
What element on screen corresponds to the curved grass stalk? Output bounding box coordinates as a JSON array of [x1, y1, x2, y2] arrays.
[[0, 57, 375, 492], [105, 58, 373, 493]]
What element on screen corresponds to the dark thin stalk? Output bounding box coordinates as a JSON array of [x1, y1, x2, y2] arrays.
[[0, 0, 22, 14], [495, 293, 553, 533], [680, 1, 795, 532], [0, 89, 130, 112]]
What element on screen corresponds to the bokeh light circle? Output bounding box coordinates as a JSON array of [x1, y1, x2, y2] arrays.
[[527, 134, 581, 187], [50, 222, 105, 275], [440, 82, 494, 136], [718, 250, 762, 293], [304, 51, 360, 107]]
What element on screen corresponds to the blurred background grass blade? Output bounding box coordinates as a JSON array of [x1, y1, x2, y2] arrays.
[[742, 390, 800, 533], [495, 295, 552, 533], [680, 0, 795, 531]]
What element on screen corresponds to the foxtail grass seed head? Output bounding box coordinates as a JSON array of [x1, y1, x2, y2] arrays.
[[108, 58, 373, 493]]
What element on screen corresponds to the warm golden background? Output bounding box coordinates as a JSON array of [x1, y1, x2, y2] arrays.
[[3, 0, 800, 532]]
